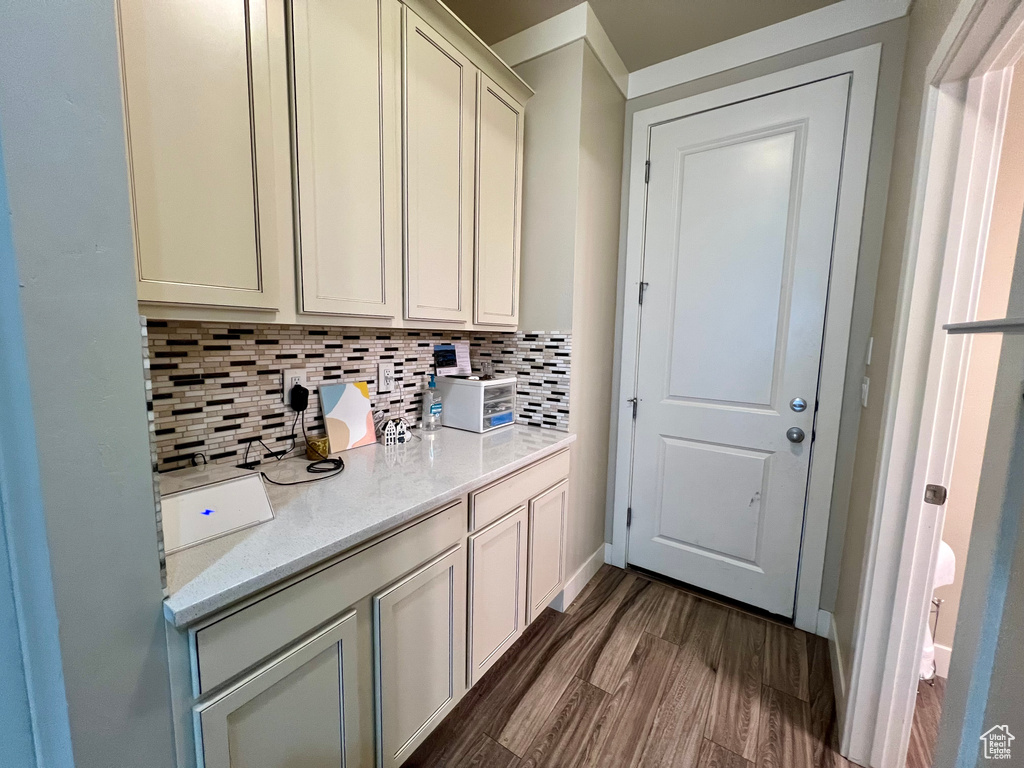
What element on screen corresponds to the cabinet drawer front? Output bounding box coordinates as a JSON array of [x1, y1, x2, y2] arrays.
[[195, 610, 358, 768], [119, 0, 280, 308], [195, 499, 464, 694], [468, 506, 527, 685], [374, 545, 467, 768], [470, 449, 570, 530], [528, 481, 568, 623]]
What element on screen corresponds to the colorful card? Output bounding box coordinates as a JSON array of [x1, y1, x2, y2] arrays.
[[319, 382, 376, 452]]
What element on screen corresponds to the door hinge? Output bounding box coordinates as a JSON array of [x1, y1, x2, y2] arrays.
[[638, 281, 649, 305], [627, 397, 638, 419], [627, 507, 633, 527], [924, 484, 948, 505], [644, 160, 650, 183]]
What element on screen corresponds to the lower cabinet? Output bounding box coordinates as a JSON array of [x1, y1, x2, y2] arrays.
[[527, 480, 568, 623], [467, 505, 528, 685], [193, 610, 359, 768], [180, 456, 570, 768], [374, 544, 467, 768]]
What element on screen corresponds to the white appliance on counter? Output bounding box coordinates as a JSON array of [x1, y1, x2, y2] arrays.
[[161, 474, 274, 554], [435, 376, 516, 433]]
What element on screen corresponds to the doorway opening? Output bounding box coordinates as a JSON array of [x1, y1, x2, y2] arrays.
[[842, 1, 1024, 766], [610, 44, 883, 633]]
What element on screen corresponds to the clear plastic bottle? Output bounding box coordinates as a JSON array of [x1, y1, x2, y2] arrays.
[[422, 374, 443, 431]]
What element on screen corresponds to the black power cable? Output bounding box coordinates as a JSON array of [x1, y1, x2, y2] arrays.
[[259, 384, 344, 486]]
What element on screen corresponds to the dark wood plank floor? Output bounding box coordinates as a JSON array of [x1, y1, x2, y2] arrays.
[[405, 565, 862, 768], [907, 677, 945, 768]]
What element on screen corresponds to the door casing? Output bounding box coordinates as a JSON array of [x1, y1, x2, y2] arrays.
[[609, 44, 884, 634]]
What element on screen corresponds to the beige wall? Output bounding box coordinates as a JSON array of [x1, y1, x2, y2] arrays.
[[566, 44, 625, 576], [831, 0, 963, 682], [516, 41, 625, 579], [933, 67, 1024, 654], [516, 42, 584, 333], [609, 20, 909, 602]]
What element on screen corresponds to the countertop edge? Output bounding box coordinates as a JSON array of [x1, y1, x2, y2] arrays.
[[165, 432, 576, 628]]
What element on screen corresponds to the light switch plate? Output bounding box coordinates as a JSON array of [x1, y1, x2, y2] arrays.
[[282, 369, 309, 405], [378, 362, 395, 394]]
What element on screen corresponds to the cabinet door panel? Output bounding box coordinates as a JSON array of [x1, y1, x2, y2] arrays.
[[119, 0, 280, 308], [195, 610, 359, 768], [475, 75, 523, 326], [291, 0, 401, 317], [528, 481, 568, 623], [402, 7, 475, 322], [374, 545, 466, 768], [468, 506, 527, 685]]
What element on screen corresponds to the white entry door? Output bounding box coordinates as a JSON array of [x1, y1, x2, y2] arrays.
[[627, 75, 850, 617]]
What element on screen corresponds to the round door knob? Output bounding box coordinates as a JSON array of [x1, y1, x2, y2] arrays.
[[790, 397, 808, 412], [787, 427, 805, 443]]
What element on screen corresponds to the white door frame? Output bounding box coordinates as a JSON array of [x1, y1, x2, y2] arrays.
[[841, 1, 1024, 766], [609, 44, 883, 633]]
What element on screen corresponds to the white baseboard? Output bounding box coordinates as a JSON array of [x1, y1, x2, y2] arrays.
[[827, 611, 848, 738], [934, 643, 951, 679], [551, 543, 606, 612], [816, 609, 832, 638]]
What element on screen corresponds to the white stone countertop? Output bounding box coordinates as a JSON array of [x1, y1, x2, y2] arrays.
[[162, 425, 575, 627]]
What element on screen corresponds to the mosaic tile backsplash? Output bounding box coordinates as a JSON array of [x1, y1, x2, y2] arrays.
[[146, 320, 571, 472]]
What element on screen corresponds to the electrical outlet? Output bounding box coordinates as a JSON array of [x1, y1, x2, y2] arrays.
[[282, 369, 309, 405], [378, 362, 395, 394]]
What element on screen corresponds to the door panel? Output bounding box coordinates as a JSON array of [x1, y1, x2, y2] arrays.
[[474, 74, 523, 326], [374, 545, 466, 768], [467, 507, 527, 685], [527, 481, 567, 622], [655, 438, 769, 563], [195, 610, 359, 768], [628, 76, 850, 616], [667, 131, 795, 406], [402, 7, 475, 322], [291, 0, 401, 317]]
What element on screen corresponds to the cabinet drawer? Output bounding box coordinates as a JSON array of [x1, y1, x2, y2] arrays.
[[470, 449, 570, 531], [194, 499, 464, 694]]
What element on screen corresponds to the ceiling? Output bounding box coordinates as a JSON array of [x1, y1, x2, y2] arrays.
[[443, 0, 841, 72]]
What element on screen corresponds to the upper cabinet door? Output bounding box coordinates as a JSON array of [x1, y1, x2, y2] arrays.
[[474, 75, 524, 327], [402, 7, 476, 323], [290, 0, 402, 317], [118, 0, 282, 309]]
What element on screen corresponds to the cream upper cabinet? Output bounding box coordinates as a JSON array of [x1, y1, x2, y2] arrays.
[[118, 0, 283, 309], [474, 75, 524, 327], [194, 610, 360, 768], [374, 544, 466, 768], [402, 7, 477, 323], [290, 0, 402, 317], [528, 480, 568, 623], [467, 506, 528, 686]]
